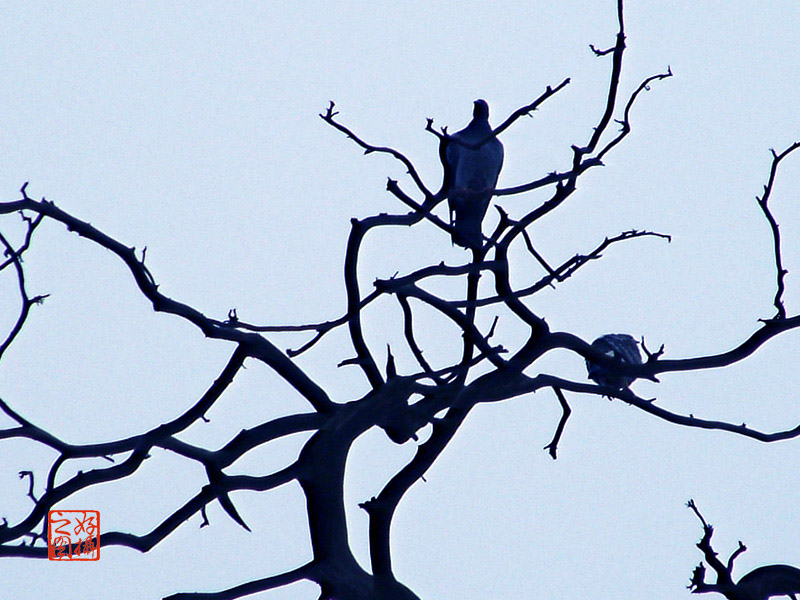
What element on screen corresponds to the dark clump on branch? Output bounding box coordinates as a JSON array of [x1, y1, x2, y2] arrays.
[[585, 333, 642, 389]]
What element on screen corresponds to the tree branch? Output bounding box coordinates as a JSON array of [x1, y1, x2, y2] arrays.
[[321, 101, 433, 199], [544, 387, 572, 459], [397, 294, 440, 383], [756, 141, 800, 320], [164, 562, 318, 600], [0, 195, 335, 414], [0, 228, 48, 361]]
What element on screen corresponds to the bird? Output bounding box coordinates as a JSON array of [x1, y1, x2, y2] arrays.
[[733, 564, 800, 600], [585, 334, 642, 389], [445, 99, 504, 249]]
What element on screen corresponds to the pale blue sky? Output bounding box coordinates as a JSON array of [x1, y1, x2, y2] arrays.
[[1, 2, 799, 599]]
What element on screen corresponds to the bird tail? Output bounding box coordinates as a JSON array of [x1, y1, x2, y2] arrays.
[[451, 190, 490, 249]]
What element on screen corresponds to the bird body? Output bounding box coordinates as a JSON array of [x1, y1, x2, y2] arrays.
[[733, 565, 800, 600], [445, 99, 504, 248], [585, 333, 642, 389]]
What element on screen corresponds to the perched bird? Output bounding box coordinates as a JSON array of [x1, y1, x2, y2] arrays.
[[445, 99, 504, 249], [585, 334, 642, 389]]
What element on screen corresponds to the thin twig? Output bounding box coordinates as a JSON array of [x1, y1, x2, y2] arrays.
[[320, 101, 433, 198], [454, 229, 669, 308], [397, 294, 441, 383], [756, 141, 800, 320], [543, 388, 572, 459]]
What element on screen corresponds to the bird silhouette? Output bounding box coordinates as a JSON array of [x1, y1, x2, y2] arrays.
[[445, 99, 504, 248], [733, 565, 800, 600], [585, 334, 642, 389]]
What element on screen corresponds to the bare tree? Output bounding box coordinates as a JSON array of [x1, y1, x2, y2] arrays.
[[1, 2, 799, 599]]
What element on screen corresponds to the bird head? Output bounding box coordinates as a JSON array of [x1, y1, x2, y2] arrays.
[[473, 99, 489, 120]]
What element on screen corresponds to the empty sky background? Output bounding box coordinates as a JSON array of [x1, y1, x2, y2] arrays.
[[1, 1, 799, 599]]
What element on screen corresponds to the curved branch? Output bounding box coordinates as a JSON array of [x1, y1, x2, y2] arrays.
[[637, 316, 800, 379], [495, 158, 604, 197], [397, 294, 440, 382], [595, 67, 673, 162], [0, 195, 334, 414], [579, 0, 626, 156], [391, 283, 506, 369], [756, 141, 800, 319], [517, 374, 800, 444], [321, 101, 433, 199], [455, 248, 485, 385], [459, 229, 669, 309], [88, 463, 300, 555], [0, 448, 151, 546], [344, 217, 385, 389], [540, 319, 800, 385], [158, 412, 324, 469], [366, 391, 476, 578], [490, 78, 571, 140], [164, 562, 318, 600], [1, 346, 248, 457], [0, 229, 48, 361], [0, 205, 43, 271], [544, 387, 572, 459]]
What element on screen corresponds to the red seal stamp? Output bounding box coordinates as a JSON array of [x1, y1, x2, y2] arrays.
[[48, 510, 100, 561]]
